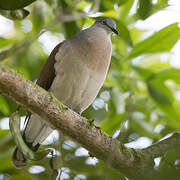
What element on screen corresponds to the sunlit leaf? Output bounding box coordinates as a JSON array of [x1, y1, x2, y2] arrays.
[[157, 0, 168, 6], [102, 10, 118, 18], [129, 23, 180, 58], [117, 0, 129, 6], [151, 0, 169, 14], [153, 68, 180, 84]]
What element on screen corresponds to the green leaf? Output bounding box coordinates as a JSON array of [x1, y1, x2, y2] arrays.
[[60, 0, 80, 39], [151, 0, 169, 14], [157, 0, 168, 6], [100, 0, 117, 11], [147, 80, 180, 127], [63, 21, 80, 39], [0, 0, 36, 10], [116, 19, 133, 46], [9, 174, 31, 180], [0, 38, 14, 48], [101, 113, 127, 135], [0, 95, 10, 115], [153, 68, 180, 84], [137, 0, 152, 20], [0, 9, 29, 20], [132, 65, 154, 79], [147, 81, 173, 106], [117, 0, 129, 6], [129, 23, 180, 58], [102, 10, 118, 18], [119, 0, 134, 20], [31, 6, 45, 32]]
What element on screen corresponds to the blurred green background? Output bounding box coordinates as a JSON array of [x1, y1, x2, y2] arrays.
[[0, 0, 180, 179]]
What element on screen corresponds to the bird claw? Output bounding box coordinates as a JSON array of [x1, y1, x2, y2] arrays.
[[9, 111, 52, 161], [95, 125, 101, 130], [88, 119, 94, 126], [88, 119, 101, 130]]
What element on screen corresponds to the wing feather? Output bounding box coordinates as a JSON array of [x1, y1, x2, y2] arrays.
[[23, 42, 62, 149]]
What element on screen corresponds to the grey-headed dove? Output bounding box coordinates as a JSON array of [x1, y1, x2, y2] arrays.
[[12, 17, 118, 168]]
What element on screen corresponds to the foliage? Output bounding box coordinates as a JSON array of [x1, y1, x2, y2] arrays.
[[0, 0, 180, 179]]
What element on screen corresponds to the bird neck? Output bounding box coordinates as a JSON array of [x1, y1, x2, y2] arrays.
[[90, 25, 111, 38]]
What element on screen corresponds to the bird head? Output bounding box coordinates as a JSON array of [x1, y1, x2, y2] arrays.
[[94, 17, 119, 35]]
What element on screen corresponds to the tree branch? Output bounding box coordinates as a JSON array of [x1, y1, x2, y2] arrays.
[[143, 132, 180, 159], [0, 65, 180, 179]]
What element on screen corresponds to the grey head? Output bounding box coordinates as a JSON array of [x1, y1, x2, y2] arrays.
[[93, 17, 119, 35]]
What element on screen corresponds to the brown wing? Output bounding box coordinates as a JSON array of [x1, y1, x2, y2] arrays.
[[36, 42, 62, 90], [23, 42, 62, 145]]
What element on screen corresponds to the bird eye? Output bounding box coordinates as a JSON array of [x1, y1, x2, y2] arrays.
[[101, 20, 106, 24]]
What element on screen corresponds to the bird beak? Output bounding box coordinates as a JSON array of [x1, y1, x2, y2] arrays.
[[105, 24, 119, 35], [111, 27, 119, 35]]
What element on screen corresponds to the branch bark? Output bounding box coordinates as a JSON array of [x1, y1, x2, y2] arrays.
[[0, 65, 180, 179], [142, 133, 180, 159]]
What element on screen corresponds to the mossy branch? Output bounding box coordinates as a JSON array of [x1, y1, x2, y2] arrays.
[[0, 65, 180, 179]]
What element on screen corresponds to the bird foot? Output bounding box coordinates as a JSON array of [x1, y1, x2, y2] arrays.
[[88, 119, 95, 126]]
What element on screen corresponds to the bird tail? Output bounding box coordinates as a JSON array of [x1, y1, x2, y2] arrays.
[[12, 148, 29, 169]]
